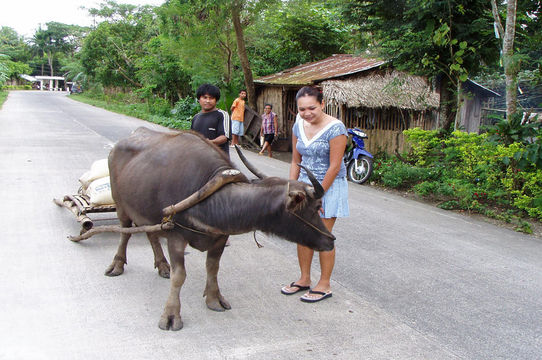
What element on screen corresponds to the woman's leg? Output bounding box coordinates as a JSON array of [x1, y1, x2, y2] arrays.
[[297, 243, 314, 285], [283, 218, 336, 294], [282, 243, 313, 293], [304, 217, 336, 298]]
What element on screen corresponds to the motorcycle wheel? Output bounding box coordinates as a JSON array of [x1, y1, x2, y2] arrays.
[[347, 156, 373, 184]]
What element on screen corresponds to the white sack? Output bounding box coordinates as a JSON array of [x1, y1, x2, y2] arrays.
[[87, 176, 115, 206], [79, 159, 110, 190]]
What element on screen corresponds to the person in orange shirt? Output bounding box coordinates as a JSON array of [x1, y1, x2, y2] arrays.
[[230, 90, 247, 146]]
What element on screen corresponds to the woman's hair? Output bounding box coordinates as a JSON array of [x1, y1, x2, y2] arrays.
[[264, 103, 273, 109], [295, 86, 323, 103], [196, 83, 221, 101]]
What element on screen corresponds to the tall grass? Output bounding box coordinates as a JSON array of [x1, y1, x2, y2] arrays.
[[0, 90, 8, 108]]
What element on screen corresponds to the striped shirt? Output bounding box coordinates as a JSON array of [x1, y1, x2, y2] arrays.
[[261, 112, 277, 134]]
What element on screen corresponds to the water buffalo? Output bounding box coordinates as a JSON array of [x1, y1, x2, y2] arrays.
[[107, 127, 334, 330]]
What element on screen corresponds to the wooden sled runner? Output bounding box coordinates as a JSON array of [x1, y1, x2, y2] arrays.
[[53, 194, 174, 242], [53, 194, 117, 234]]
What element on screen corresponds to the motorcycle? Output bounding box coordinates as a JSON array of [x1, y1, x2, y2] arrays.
[[343, 128, 374, 184]]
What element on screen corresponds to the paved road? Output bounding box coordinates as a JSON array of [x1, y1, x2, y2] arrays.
[[1, 91, 541, 360]]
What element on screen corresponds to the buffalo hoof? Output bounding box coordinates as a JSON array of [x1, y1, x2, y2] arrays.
[[158, 315, 183, 331], [156, 261, 170, 279], [104, 262, 124, 277], [206, 294, 231, 312]]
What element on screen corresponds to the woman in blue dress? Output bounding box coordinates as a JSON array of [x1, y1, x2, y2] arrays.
[[281, 86, 349, 302]]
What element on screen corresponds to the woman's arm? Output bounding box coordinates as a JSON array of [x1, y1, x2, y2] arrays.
[[320, 134, 347, 192], [289, 136, 302, 180]]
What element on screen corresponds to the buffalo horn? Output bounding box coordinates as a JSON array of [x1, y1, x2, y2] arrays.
[[233, 145, 266, 179], [298, 164, 324, 199], [163, 169, 246, 216]]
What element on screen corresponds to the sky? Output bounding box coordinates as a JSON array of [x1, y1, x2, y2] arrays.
[[0, 0, 166, 38]]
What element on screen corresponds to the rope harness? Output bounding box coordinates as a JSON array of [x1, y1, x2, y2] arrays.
[[159, 177, 332, 248], [286, 182, 335, 239], [161, 168, 263, 247]]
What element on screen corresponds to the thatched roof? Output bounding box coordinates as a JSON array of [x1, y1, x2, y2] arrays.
[[322, 70, 440, 110]]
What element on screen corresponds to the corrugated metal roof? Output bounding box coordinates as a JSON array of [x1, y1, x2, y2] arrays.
[[254, 54, 387, 86], [465, 79, 501, 97]]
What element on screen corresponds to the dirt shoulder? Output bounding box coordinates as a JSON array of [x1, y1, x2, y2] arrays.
[[369, 183, 542, 239]]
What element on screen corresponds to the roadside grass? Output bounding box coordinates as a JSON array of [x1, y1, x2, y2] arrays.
[[0, 90, 8, 108], [69, 93, 191, 130]]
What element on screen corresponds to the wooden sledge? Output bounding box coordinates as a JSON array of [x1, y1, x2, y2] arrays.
[[53, 193, 116, 234], [53, 193, 174, 242]]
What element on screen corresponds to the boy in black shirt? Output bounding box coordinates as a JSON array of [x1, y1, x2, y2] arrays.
[[191, 84, 231, 156]]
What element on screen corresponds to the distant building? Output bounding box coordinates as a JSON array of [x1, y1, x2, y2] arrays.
[[19, 74, 66, 91]]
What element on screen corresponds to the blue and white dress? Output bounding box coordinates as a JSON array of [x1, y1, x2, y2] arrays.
[[293, 115, 349, 218]]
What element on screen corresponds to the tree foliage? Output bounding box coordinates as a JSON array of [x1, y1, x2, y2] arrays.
[[247, 0, 353, 76], [80, 3, 157, 88], [0, 27, 31, 63], [30, 22, 84, 76], [157, 0, 239, 89], [0, 27, 32, 84], [340, 0, 501, 129]]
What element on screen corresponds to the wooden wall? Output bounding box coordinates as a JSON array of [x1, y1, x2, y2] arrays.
[[256, 86, 298, 151], [256, 87, 286, 136]]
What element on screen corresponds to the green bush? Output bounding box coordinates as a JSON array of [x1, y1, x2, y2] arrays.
[[4, 84, 32, 90], [171, 96, 199, 122], [147, 97, 171, 117], [403, 128, 442, 166], [377, 160, 433, 189], [375, 126, 542, 230]]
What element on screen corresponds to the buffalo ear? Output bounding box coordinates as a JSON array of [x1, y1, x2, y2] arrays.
[[286, 190, 306, 211]]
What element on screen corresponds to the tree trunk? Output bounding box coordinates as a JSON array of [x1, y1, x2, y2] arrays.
[[439, 76, 457, 131], [231, 2, 256, 110], [47, 52, 54, 77], [491, 0, 519, 119], [503, 0, 518, 118]]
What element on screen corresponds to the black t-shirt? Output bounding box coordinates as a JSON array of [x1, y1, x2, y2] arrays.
[[191, 109, 231, 155]]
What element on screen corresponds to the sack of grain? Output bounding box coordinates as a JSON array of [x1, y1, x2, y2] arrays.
[[87, 176, 114, 206], [79, 159, 110, 190]]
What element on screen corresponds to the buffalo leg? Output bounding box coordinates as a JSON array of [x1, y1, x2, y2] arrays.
[[104, 217, 132, 276], [204, 236, 231, 311], [146, 232, 170, 278], [158, 237, 187, 331]]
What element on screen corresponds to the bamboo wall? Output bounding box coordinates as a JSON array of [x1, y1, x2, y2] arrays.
[[338, 105, 437, 154]]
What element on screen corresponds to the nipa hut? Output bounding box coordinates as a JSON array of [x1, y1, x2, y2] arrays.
[[254, 54, 498, 155], [254, 54, 441, 154]]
